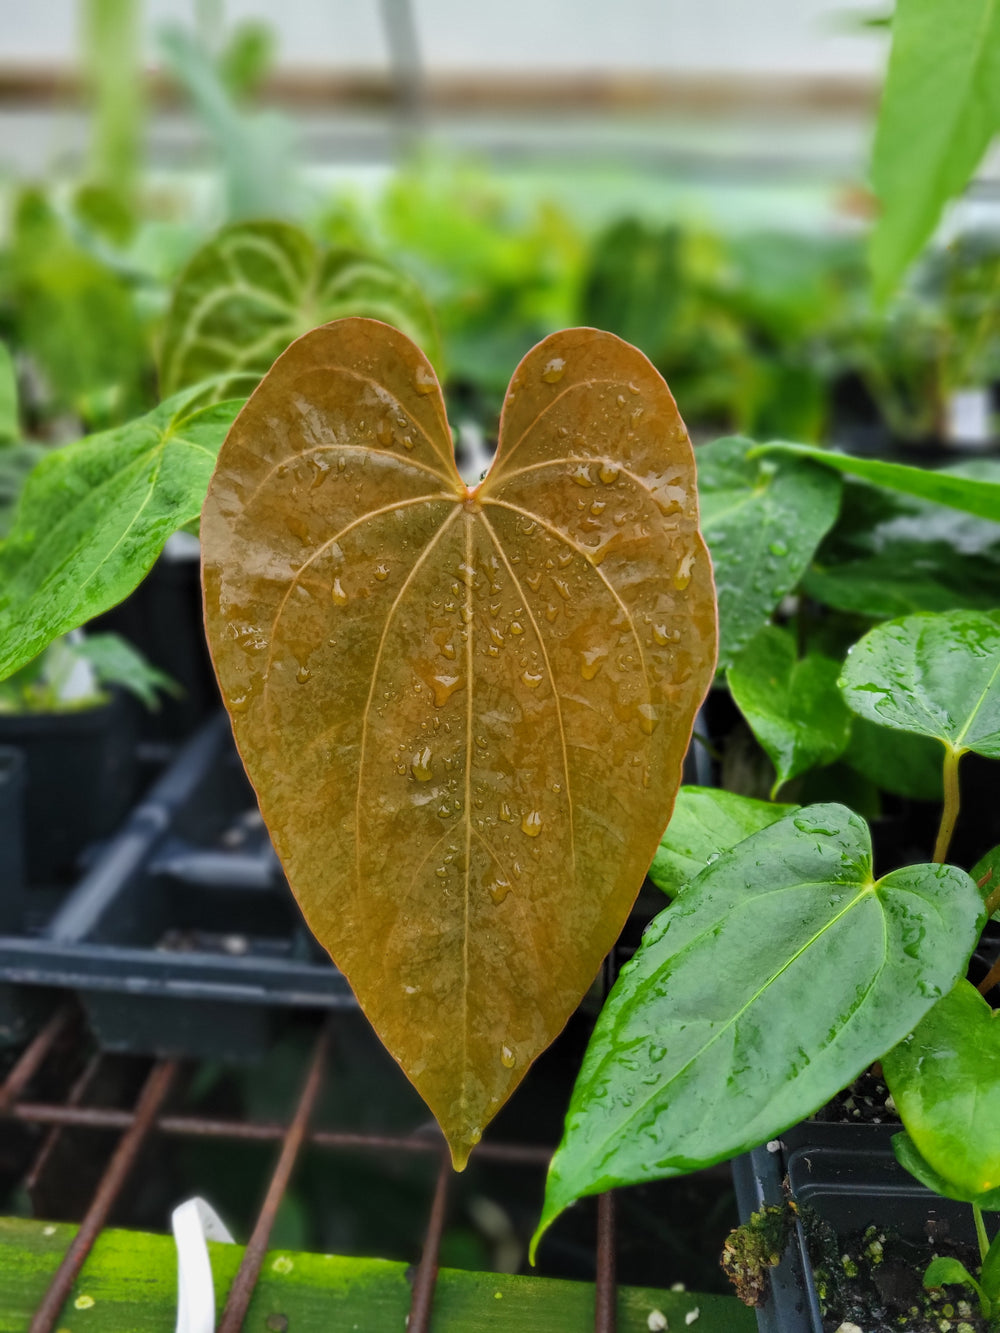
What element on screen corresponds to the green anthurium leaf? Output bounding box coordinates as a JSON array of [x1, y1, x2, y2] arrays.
[[803, 469, 1000, 619], [0, 441, 47, 539], [0, 390, 242, 681], [727, 626, 853, 797], [756, 443, 1000, 524], [870, 0, 1000, 303], [981, 1227, 1000, 1302], [894, 1132, 1000, 1211], [0, 340, 17, 443], [839, 610, 1000, 759], [885, 980, 1000, 1203], [159, 220, 440, 401], [843, 716, 944, 802], [76, 633, 179, 710], [647, 786, 798, 897], [923, 1254, 983, 1299], [696, 437, 842, 671], [532, 804, 982, 1256]]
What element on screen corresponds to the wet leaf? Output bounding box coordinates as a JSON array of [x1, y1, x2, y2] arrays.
[[758, 442, 1000, 523], [0, 389, 241, 680], [648, 786, 797, 897], [885, 980, 1000, 1203], [696, 437, 841, 670], [843, 717, 943, 802], [727, 626, 852, 797], [533, 804, 982, 1252], [202, 319, 717, 1166], [804, 476, 1000, 618], [159, 220, 440, 402], [839, 610, 1000, 759]]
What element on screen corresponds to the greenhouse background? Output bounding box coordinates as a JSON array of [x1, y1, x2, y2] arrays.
[[1, 4, 999, 1333]]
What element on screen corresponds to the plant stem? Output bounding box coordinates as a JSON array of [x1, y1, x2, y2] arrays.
[[975, 1202, 990, 1265], [933, 746, 962, 864]]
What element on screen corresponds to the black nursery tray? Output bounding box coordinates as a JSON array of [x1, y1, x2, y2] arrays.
[[0, 713, 355, 1058], [732, 1122, 979, 1333]]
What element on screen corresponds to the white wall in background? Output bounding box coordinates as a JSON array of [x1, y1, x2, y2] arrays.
[[1, 0, 885, 77]]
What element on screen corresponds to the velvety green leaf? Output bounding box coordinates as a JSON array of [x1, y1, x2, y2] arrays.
[[885, 981, 1000, 1202], [727, 626, 852, 796], [894, 1132, 1000, 1211], [839, 610, 1000, 758], [757, 443, 1000, 523], [533, 804, 982, 1252], [870, 0, 1000, 302], [0, 390, 241, 680], [697, 437, 842, 669], [647, 786, 797, 897], [0, 342, 17, 442], [843, 717, 944, 802], [159, 220, 440, 401]]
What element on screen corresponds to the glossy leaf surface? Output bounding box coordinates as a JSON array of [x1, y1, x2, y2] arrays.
[[893, 1132, 1000, 1212], [844, 718, 943, 802], [839, 611, 1000, 759], [758, 443, 1000, 523], [727, 626, 852, 796], [804, 472, 1000, 619], [202, 319, 717, 1166], [696, 437, 841, 670], [534, 804, 982, 1251], [972, 845, 1000, 919], [885, 980, 1000, 1202], [159, 221, 439, 401], [0, 391, 241, 681], [648, 786, 797, 897]]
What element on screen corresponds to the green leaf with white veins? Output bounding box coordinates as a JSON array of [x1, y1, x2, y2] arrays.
[[159, 220, 440, 401], [648, 786, 797, 897], [728, 626, 853, 797], [532, 803, 983, 1255], [0, 390, 241, 681], [696, 437, 842, 670], [839, 610, 1000, 759]]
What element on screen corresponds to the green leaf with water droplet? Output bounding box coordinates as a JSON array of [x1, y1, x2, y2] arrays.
[[532, 803, 982, 1256], [648, 785, 797, 897], [757, 443, 1000, 523], [159, 220, 440, 402], [203, 319, 717, 1170], [0, 388, 242, 681], [803, 473, 1000, 619], [727, 626, 853, 797], [839, 610, 1000, 759], [697, 437, 842, 670], [885, 979, 1000, 1205]]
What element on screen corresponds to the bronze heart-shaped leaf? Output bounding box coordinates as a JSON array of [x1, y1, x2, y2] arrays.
[[202, 318, 717, 1165]]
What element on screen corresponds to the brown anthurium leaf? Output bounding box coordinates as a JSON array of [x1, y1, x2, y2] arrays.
[[201, 318, 717, 1167]]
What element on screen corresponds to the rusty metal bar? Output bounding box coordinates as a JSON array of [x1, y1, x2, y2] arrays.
[[24, 1052, 104, 1195], [8, 1101, 551, 1165], [407, 1150, 452, 1333], [0, 1005, 75, 1112], [217, 1021, 331, 1333], [594, 1191, 617, 1333], [27, 1059, 179, 1333]]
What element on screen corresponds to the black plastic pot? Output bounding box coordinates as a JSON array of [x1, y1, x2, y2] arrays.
[[0, 713, 355, 1057], [0, 747, 25, 933], [731, 1122, 978, 1332], [0, 691, 138, 886]]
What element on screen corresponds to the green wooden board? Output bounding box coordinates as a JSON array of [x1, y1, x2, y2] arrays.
[[0, 1216, 754, 1331]]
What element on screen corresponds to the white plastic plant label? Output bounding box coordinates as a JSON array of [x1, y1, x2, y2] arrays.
[[946, 387, 993, 447], [172, 1196, 235, 1333]]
